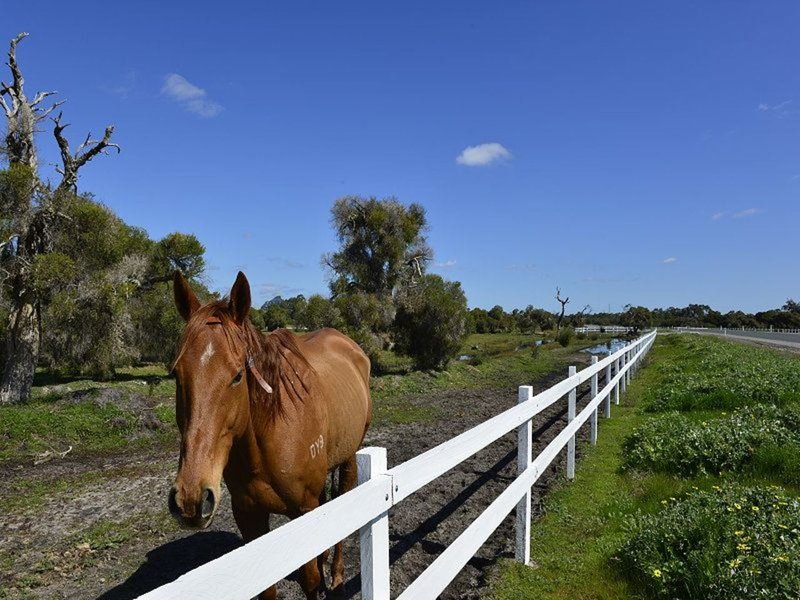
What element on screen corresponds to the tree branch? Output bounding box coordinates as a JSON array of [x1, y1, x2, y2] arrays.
[[6, 32, 28, 102], [52, 112, 120, 192], [30, 90, 55, 107]]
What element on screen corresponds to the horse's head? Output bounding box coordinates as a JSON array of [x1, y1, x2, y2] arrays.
[[168, 270, 256, 529]]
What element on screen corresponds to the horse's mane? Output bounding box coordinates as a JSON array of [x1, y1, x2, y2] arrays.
[[173, 300, 314, 420]]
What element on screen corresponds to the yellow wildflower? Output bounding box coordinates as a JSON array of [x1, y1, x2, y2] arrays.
[[653, 569, 662, 578]]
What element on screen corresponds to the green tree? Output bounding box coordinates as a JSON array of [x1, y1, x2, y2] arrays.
[[1, 33, 120, 402], [261, 303, 290, 331], [299, 294, 341, 331], [622, 305, 653, 335], [324, 196, 431, 296], [394, 274, 469, 370]]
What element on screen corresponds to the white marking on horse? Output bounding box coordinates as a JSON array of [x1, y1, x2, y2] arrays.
[[200, 342, 215, 367], [309, 434, 324, 459]]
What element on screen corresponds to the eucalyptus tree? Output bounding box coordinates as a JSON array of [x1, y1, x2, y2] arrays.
[[1, 33, 119, 402]]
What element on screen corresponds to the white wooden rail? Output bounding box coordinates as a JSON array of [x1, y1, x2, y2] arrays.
[[139, 330, 656, 600]]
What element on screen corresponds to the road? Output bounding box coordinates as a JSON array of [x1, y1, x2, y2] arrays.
[[682, 328, 800, 351]]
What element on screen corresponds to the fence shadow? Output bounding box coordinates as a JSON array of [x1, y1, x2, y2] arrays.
[[96, 531, 243, 599]]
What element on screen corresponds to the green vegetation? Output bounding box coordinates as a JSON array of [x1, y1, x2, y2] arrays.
[[394, 274, 469, 370], [643, 335, 800, 412], [623, 405, 800, 477], [617, 485, 800, 599], [0, 333, 608, 459], [0, 365, 175, 463], [493, 334, 800, 600]]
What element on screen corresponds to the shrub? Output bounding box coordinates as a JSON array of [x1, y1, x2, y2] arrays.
[[576, 331, 587, 340], [589, 332, 599, 341], [615, 484, 800, 599], [622, 405, 800, 478], [557, 327, 573, 347], [393, 274, 469, 370]]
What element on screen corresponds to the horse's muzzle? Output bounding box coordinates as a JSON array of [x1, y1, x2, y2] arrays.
[[168, 486, 217, 529]]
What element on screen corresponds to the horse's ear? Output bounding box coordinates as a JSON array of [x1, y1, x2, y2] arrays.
[[173, 270, 200, 322], [229, 271, 251, 325]]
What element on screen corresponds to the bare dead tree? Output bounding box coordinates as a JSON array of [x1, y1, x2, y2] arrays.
[[555, 287, 570, 332], [0, 32, 119, 404], [53, 112, 119, 193]]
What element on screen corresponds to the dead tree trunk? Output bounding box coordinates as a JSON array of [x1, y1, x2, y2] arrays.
[[0, 32, 118, 404], [555, 287, 570, 333]]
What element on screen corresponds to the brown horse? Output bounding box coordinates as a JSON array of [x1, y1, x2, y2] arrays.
[[169, 271, 371, 599]]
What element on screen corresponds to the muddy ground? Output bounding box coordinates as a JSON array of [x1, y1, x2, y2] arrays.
[[0, 352, 607, 599]]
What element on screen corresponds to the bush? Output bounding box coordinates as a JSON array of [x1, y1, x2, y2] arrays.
[[394, 274, 469, 370], [622, 405, 800, 478], [616, 484, 800, 599], [557, 327, 573, 347], [589, 332, 599, 341], [576, 331, 587, 340]]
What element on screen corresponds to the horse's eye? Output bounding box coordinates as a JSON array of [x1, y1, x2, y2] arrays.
[[232, 370, 244, 386]]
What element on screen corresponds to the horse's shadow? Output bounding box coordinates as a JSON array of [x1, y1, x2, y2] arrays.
[[97, 531, 243, 599]]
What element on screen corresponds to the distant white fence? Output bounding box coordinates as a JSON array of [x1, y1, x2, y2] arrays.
[[139, 330, 657, 600], [664, 326, 800, 334], [574, 325, 632, 334]]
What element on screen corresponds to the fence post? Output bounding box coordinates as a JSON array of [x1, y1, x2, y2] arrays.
[[614, 356, 620, 404], [357, 447, 390, 600], [605, 352, 612, 418], [567, 365, 576, 479], [621, 352, 627, 393], [515, 385, 533, 564], [590, 356, 598, 445], [628, 348, 633, 383]]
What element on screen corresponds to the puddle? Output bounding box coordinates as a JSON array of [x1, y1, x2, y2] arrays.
[[581, 338, 628, 355]]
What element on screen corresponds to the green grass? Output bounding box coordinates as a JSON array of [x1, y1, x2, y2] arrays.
[[493, 351, 665, 599], [492, 334, 800, 599], [0, 333, 613, 459], [370, 332, 615, 424]]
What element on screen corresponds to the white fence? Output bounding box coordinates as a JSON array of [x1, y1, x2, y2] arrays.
[[664, 326, 800, 334], [574, 325, 631, 334], [140, 330, 657, 600]]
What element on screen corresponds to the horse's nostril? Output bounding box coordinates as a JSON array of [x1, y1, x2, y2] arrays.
[[168, 487, 180, 516], [201, 488, 215, 519]]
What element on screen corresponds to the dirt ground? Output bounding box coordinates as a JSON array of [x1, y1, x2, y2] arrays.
[[0, 352, 604, 600]]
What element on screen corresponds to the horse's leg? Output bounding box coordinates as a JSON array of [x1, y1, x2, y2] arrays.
[[331, 455, 358, 592], [316, 484, 330, 591], [232, 503, 276, 600], [296, 492, 322, 600]]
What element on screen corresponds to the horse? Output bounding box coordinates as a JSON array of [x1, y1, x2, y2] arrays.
[[168, 271, 372, 599]]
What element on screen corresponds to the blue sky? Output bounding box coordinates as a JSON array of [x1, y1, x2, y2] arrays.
[[4, 2, 798, 313]]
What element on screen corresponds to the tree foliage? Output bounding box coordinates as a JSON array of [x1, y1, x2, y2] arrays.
[[394, 274, 469, 370], [324, 196, 430, 296]]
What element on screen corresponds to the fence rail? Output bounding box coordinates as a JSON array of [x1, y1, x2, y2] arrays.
[[574, 325, 631, 333], [139, 330, 657, 600]]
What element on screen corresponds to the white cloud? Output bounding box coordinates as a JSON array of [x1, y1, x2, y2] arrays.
[[711, 211, 727, 220], [434, 260, 457, 268], [758, 100, 792, 112], [161, 73, 223, 117], [259, 283, 303, 297], [732, 207, 760, 219], [456, 142, 512, 167], [662, 257, 677, 264], [265, 257, 305, 269]]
